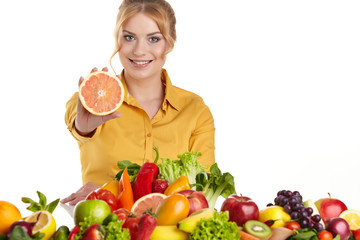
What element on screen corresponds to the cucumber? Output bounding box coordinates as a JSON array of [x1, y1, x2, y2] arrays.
[[53, 225, 70, 240]]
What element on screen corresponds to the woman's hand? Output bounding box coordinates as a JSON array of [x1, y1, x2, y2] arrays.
[[60, 182, 100, 205], [75, 67, 122, 136]]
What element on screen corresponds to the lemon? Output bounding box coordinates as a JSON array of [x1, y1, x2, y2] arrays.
[[25, 210, 56, 240], [339, 209, 360, 230], [259, 206, 291, 227]]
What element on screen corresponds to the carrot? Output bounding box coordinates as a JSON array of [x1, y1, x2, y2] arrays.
[[238, 229, 261, 240], [117, 167, 134, 211]]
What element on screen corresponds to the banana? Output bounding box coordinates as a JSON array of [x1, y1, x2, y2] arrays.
[[177, 208, 216, 233], [150, 225, 189, 240]]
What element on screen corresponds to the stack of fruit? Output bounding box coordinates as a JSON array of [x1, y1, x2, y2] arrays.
[[0, 191, 60, 240], [1, 152, 360, 240]]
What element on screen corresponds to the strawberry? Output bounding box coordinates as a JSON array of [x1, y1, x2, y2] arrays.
[[136, 211, 158, 240], [152, 175, 168, 194], [81, 224, 105, 240]]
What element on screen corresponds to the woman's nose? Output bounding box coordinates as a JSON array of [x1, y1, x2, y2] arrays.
[[133, 40, 147, 56]]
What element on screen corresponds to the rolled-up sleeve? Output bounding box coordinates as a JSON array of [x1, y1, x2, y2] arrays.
[[65, 92, 101, 143]]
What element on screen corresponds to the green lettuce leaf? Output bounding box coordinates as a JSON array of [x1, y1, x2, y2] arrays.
[[158, 151, 207, 185]]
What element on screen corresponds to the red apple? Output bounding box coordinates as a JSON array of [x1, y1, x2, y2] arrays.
[[220, 194, 259, 226], [315, 195, 348, 223], [178, 190, 209, 215], [326, 217, 351, 240]]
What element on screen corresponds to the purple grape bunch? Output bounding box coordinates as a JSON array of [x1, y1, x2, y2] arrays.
[[267, 190, 324, 232]]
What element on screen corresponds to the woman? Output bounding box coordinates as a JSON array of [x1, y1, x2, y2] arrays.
[[61, 0, 215, 205]]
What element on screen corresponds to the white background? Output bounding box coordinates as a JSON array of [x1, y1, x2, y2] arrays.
[[1, 0, 359, 228]]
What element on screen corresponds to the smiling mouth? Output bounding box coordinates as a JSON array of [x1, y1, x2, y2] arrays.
[[130, 59, 153, 65]]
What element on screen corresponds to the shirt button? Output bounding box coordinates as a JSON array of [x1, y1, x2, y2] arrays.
[[147, 133, 152, 137]]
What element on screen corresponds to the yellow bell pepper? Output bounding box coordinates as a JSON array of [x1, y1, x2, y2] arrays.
[[164, 176, 191, 195]]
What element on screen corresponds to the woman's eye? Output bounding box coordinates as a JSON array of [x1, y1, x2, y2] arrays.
[[124, 35, 134, 41], [149, 37, 160, 42]]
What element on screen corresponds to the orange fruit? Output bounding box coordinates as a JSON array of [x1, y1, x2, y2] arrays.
[[339, 209, 360, 230], [131, 193, 166, 218], [0, 200, 22, 234], [100, 179, 120, 199], [79, 71, 124, 116]]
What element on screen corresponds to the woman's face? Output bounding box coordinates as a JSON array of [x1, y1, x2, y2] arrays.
[[118, 13, 168, 82]]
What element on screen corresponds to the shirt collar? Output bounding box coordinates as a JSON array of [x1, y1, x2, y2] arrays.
[[161, 68, 180, 111], [119, 68, 180, 111]]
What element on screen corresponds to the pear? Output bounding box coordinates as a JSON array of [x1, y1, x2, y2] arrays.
[[303, 199, 326, 227], [269, 227, 294, 240], [177, 208, 216, 233]]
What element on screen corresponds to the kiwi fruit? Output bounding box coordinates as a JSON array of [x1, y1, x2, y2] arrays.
[[244, 220, 272, 240]]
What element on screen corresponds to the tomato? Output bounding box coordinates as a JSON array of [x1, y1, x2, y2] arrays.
[[155, 193, 190, 225], [86, 191, 97, 200], [285, 221, 301, 230], [113, 208, 130, 222], [96, 189, 117, 212], [86, 189, 117, 212], [318, 230, 333, 240], [100, 180, 120, 199], [123, 215, 139, 240], [353, 229, 360, 240]]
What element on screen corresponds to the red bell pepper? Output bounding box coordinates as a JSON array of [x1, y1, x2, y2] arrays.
[[132, 147, 159, 201]]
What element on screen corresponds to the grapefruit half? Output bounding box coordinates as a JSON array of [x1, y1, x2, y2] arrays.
[[131, 193, 166, 218], [79, 71, 124, 116]]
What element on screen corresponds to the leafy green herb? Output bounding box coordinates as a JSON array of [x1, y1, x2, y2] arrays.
[[9, 226, 44, 240], [286, 228, 318, 240], [158, 151, 207, 185], [21, 191, 59, 213], [195, 163, 236, 209], [114, 160, 141, 183], [190, 211, 239, 239], [333, 235, 341, 240], [104, 220, 130, 240], [74, 216, 96, 240]]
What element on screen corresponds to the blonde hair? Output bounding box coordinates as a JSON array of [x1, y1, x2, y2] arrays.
[[110, 0, 177, 71]]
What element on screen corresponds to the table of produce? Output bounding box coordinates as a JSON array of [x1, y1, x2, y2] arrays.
[[1, 151, 359, 240]]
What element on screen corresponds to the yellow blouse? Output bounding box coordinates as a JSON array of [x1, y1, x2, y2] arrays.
[[65, 69, 215, 185]]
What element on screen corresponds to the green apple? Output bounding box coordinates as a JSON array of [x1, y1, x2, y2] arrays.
[[73, 199, 111, 225]]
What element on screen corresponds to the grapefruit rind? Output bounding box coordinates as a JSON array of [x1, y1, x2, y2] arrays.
[[79, 71, 124, 116], [131, 193, 167, 217]]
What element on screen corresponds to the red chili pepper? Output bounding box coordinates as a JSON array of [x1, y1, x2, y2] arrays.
[[136, 211, 158, 240], [68, 225, 80, 240], [132, 147, 159, 201]]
